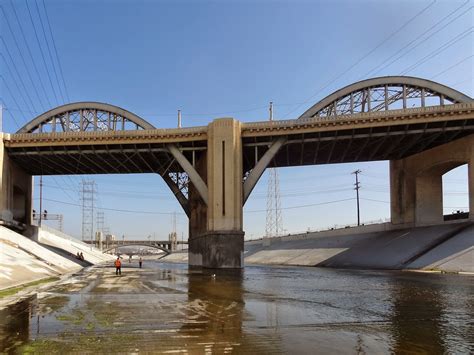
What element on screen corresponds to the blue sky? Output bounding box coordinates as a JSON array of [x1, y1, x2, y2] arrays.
[[1, 0, 473, 240]]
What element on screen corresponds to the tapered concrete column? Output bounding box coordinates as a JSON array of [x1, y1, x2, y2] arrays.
[[415, 174, 443, 225], [390, 134, 474, 226], [189, 118, 244, 268], [188, 153, 209, 265], [390, 159, 415, 225], [0, 133, 33, 225]]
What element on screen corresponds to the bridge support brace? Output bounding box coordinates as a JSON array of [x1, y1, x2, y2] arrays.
[[189, 118, 245, 268], [0, 133, 33, 225], [390, 134, 474, 226]]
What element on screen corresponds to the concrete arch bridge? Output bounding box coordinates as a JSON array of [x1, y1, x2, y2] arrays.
[[101, 243, 171, 255], [1, 76, 473, 268]]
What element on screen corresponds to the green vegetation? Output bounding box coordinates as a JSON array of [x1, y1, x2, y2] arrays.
[[0, 277, 60, 298], [56, 309, 85, 325]]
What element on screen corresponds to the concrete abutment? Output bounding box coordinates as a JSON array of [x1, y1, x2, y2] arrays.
[[0, 133, 33, 225]]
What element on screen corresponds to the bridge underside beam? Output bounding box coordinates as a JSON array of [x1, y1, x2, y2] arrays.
[[242, 119, 474, 171]]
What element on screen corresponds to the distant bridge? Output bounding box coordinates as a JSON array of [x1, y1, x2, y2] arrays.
[[83, 239, 188, 253]]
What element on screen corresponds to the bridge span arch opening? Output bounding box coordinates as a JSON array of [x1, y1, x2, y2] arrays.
[[442, 164, 470, 222]]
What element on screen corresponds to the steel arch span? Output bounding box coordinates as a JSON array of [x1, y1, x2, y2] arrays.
[[299, 76, 473, 119], [17, 102, 156, 133]]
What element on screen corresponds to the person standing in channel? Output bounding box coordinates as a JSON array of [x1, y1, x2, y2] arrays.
[[139, 257, 143, 268], [114, 257, 122, 275]]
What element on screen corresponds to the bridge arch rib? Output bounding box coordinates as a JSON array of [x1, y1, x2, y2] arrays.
[[17, 102, 156, 133], [299, 76, 473, 119]]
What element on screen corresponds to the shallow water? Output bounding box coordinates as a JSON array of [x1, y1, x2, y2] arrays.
[[1, 262, 473, 353]]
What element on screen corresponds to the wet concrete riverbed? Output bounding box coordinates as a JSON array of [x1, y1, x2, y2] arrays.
[[1, 261, 473, 353]]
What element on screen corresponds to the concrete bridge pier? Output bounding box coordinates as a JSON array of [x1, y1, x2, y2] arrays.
[[390, 134, 474, 226], [0, 133, 33, 225], [188, 118, 244, 268]]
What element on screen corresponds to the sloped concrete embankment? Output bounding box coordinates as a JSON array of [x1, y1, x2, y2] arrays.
[[243, 222, 473, 272], [406, 224, 474, 273], [0, 226, 115, 291], [0, 227, 81, 290], [32, 225, 115, 264]]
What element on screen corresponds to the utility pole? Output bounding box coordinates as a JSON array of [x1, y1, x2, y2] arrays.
[[38, 176, 43, 227], [177, 110, 182, 128], [352, 169, 362, 226], [269, 101, 274, 121]]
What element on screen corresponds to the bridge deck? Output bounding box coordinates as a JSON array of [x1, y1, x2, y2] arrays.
[[3, 103, 474, 175]]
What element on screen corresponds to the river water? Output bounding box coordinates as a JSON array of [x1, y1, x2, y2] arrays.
[[1, 261, 473, 353]]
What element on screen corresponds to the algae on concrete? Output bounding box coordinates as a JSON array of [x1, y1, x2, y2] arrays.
[[0, 277, 60, 299]]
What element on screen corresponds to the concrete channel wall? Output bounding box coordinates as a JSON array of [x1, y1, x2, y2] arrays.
[[32, 225, 115, 264], [0, 225, 114, 291], [243, 222, 473, 272], [160, 221, 473, 273], [0, 226, 81, 290]]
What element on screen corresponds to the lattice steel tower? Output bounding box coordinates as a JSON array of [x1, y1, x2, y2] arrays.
[[265, 168, 283, 238], [80, 180, 96, 242]]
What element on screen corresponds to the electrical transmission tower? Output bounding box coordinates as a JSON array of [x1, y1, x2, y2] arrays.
[[169, 212, 178, 251], [265, 168, 283, 237], [265, 101, 283, 238], [80, 180, 96, 242], [265, 168, 283, 238], [96, 211, 105, 233]]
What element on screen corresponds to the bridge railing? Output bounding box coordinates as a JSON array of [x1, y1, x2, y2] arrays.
[[242, 102, 474, 131], [8, 125, 209, 140]]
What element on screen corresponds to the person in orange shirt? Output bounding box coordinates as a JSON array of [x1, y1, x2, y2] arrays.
[[114, 257, 122, 275]]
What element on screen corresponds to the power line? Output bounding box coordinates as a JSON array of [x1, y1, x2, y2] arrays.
[[34, 0, 65, 103], [0, 54, 36, 114], [0, 6, 47, 110], [430, 54, 474, 80], [24, 0, 60, 106], [7, 0, 54, 108], [0, 37, 40, 114], [0, 75, 27, 127], [246, 198, 356, 213], [41, 0, 70, 102], [41, 197, 186, 215], [400, 27, 473, 75], [363, 1, 472, 78], [360, 198, 390, 204], [280, 0, 437, 118]]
